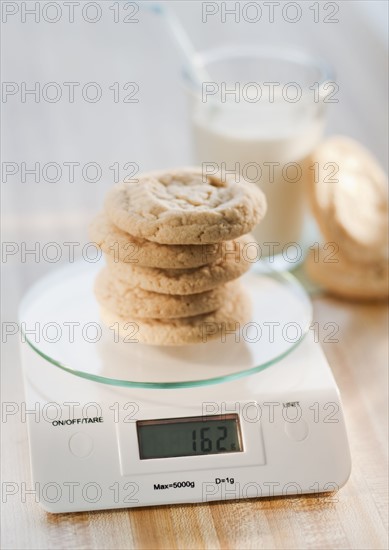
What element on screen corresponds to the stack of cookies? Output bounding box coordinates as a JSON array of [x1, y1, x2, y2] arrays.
[[305, 136, 389, 301], [89, 167, 267, 345]]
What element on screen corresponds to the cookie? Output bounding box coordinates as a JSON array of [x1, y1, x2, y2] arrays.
[[104, 167, 267, 244], [104, 234, 253, 295], [305, 248, 389, 301], [95, 267, 234, 319], [99, 285, 251, 346], [89, 212, 223, 269], [307, 136, 388, 264]]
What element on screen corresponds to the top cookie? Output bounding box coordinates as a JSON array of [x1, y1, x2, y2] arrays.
[[307, 136, 388, 264], [104, 167, 267, 245]]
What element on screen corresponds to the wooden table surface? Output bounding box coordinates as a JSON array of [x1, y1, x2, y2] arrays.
[[2, 289, 388, 550]]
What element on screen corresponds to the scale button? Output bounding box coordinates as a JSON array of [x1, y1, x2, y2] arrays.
[[69, 432, 94, 458], [284, 420, 309, 441]]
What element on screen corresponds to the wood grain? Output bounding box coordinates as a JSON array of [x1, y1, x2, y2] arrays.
[[2, 293, 388, 550]]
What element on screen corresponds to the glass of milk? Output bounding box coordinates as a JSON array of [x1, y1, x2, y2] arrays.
[[184, 45, 334, 271]]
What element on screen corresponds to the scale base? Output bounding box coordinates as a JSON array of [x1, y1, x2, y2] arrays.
[[21, 333, 351, 513]]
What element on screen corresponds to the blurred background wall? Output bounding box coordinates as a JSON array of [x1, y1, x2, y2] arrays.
[[2, 0, 388, 311]]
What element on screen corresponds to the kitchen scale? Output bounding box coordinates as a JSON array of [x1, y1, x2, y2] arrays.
[[19, 260, 351, 513]]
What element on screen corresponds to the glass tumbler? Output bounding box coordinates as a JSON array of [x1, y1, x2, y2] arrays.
[[184, 45, 334, 271]]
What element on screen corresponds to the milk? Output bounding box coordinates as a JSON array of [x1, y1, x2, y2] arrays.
[[191, 99, 324, 258]]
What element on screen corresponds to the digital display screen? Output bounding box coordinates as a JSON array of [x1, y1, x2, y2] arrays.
[[137, 414, 243, 460]]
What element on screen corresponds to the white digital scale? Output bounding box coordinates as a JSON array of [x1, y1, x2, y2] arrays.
[[19, 260, 351, 513]]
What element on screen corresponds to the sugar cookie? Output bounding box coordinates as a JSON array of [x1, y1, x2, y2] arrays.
[[307, 136, 388, 264], [104, 234, 253, 295], [89, 213, 224, 269], [99, 285, 251, 345], [95, 267, 234, 319], [104, 167, 267, 244], [305, 248, 389, 301]]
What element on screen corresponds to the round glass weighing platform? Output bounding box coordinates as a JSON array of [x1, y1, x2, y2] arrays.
[[20, 260, 312, 389]]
